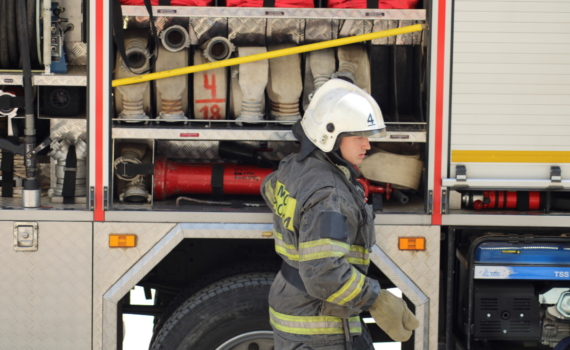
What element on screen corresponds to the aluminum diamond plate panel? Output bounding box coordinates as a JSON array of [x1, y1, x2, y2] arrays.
[[121, 6, 426, 20], [156, 140, 297, 161], [373, 225, 440, 350], [372, 130, 427, 143], [112, 126, 425, 142], [0, 221, 92, 350], [33, 66, 87, 86], [371, 19, 425, 45], [50, 119, 87, 141], [127, 15, 154, 28], [157, 140, 219, 161], [1, 67, 86, 87], [93, 222, 176, 350], [127, 15, 189, 32], [65, 42, 88, 66], [267, 18, 304, 45], [372, 20, 399, 45], [50, 119, 88, 190], [99, 223, 273, 349], [229, 18, 267, 46], [155, 16, 190, 33], [396, 20, 415, 45], [0, 196, 86, 210], [101, 222, 274, 348], [304, 19, 339, 43], [191, 18, 228, 44], [344, 19, 374, 37], [0, 74, 23, 85], [113, 126, 298, 141]]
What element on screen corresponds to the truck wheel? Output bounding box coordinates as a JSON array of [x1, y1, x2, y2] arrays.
[[150, 260, 280, 344], [150, 272, 275, 350]]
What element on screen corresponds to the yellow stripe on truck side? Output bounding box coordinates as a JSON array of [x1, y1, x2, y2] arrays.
[[452, 151, 570, 163]]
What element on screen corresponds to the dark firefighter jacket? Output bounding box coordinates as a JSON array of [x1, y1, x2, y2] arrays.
[[261, 122, 380, 344]]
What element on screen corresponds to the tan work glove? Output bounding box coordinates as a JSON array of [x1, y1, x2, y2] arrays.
[[369, 290, 420, 342]]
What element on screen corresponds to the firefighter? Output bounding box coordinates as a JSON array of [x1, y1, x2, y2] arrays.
[[261, 79, 419, 349]]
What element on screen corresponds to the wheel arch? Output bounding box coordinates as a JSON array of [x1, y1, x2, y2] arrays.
[[102, 222, 278, 348]]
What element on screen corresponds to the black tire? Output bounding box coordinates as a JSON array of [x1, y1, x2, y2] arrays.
[[7, 0, 20, 68], [150, 272, 275, 350], [150, 260, 280, 344]]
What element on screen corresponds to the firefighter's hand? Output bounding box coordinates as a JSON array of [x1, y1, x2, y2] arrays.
[[369, 289, 419, 342]]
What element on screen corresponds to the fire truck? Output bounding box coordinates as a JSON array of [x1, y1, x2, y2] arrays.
[[0, 0, 569, 349]]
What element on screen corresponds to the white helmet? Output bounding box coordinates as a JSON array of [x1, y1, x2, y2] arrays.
[[301, 79, 386, 153]]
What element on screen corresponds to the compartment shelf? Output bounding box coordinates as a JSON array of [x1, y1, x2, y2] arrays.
[[121, 5, 426, 20], [112, 123, 426, 142], [0, 197, 87, 211], [0, 66, 87, 87]]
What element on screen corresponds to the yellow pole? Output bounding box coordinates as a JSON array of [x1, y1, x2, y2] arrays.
[[112, 23, 426, 87]]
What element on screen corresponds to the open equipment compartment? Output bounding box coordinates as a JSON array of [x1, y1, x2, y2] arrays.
[[109, 5, 429, 215], [0, 0, 89, 211]]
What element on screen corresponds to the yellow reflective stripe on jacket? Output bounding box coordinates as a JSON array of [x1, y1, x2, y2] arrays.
[[347, 245, 370, 265], [275, 233, 370, 265], [299, 239, 349, 261], [274, 231, 299, 261], [269, 307, 361, 335], [299, 239, 370, 265], [325, 267, 366, 305]]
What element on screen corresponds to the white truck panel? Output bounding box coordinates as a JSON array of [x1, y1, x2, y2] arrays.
[[453, 42, 570, 54], [450, 163, 560, 180], [453, 63, 570, 75], [456, 1, 570, 12], [450, 0, 570, 182], [453, 73, 570, 84], [453, 84, 570, 95], [454, 22, 570, 34], [454, 10, 570, 22], [452, 103, 569, 115], [453, 115, 570, 126]]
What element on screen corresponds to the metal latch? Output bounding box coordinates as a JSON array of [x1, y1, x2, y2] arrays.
[[456, 165, 467, 181], [13, 222, 38, 252], [551, 166, 562, 182], [441, 189, 448, 214], [427, 190, 433, 214]]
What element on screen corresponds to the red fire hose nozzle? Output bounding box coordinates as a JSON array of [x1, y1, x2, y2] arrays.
[[356, 178, 409, 204]]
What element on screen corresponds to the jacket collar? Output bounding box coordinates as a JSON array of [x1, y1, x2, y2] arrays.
[[325, 150, 361, 181], [292, 120, 318, 161], [292, 120, 361, 180]]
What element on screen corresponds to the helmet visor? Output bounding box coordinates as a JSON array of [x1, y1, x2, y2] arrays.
[[345, 127, 387, 138]]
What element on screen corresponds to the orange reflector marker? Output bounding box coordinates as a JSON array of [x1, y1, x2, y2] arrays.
[[109, 234, 137, 248], [398, 237, 425, 251]]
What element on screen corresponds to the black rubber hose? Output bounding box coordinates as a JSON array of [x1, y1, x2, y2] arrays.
[[27, 0, 39, 67], [17, 0, 37, 181], [17, 0, 34, 119], [392, 189, 409, 205], [7, 0, 21, 68], [0, 0, 10, 69]]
